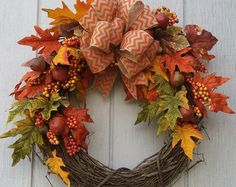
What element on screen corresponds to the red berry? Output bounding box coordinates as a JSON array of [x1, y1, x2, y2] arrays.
[[49, 116, 66, 135], [52, 65, 69, 82], [156, 13, 169, 28]]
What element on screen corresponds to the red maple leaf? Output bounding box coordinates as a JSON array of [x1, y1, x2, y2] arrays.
[[18, 26, 61, 56], [160, 47, 195, 77], [11, 71, 52, 100], [63, 106, 93, 123], [190, 72, 234, 115], [72, 124, 89, 150], [184, 25, 218, 60]]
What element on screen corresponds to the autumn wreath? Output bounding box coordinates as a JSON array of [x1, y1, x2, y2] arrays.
[[1, 0, 234, 186]]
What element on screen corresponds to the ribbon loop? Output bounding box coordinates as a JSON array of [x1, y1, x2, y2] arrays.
[[110, 18, 126, 46], [119, 30, 154, 62], [90, 21, 112, 53]]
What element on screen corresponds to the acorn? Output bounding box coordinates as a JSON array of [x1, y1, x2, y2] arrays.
[[52, 65, 69, 82], [155, 12, 169, 29], [170, 71, 185, 87], [30, 57, 46, 72], [180, 107, 195, 122], [49, 116, 66, 135]]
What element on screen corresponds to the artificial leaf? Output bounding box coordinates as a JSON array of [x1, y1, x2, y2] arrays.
[[172, 123, 204, 160], [153, 75, 173, 96], [152, 56, 169, 81], [165, 26, 190, 51], [158, 90, 189, 129], [63, 106, 93, 123], [18, 26, 60, 56], [43, 2, 75, 26], [53, 46, 79, 65], [74, 0, 94, 21], [191, 72, 234, 114], [135, 101, 159, 125], [184, 25, 218, 60], [0, 116, 44, 166], [11, 71, 53, 101], [12, 71, 41, 93], [155, 26, 190, 53], [157, 116, 169, 135], [160, 47, 195, 77], [8, 93, 62, 123], [31, 93, 62, 120], [45, 150, 70, 187], [43, 0, 93, 27], [72, 124, 89, 150]]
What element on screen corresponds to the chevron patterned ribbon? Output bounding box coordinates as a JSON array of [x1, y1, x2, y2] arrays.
[[80, 0, 159, 99]]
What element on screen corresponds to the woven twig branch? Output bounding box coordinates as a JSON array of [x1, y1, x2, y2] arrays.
[[56, 142, 188, 187]]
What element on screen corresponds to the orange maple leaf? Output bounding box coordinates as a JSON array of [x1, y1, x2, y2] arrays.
[[43, 0, 93, 26], [74, 0, 94, 21], [172, 123, 204, 160], [11, 71, 52, 100], [191, 72, 234, 115], [18, 26, 60, 56], [160, 47, 195, 77]]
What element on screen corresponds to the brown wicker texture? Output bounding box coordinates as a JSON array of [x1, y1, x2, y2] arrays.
[[56, 142, 188, 187]]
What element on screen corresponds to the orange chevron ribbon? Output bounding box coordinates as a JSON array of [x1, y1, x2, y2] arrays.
[[80, 0, 159, 99]]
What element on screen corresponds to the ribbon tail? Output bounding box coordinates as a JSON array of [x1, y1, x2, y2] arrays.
[[93, 67, 118, 97], [121, 72, 148, 100]]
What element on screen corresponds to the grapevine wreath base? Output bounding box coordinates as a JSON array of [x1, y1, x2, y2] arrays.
[[1, 0, 234, 187], [57, 142, 188, 187]]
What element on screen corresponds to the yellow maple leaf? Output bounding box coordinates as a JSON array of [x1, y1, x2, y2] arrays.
[[43, 0, 94, 26], [43, 2, 75, 26], [45, 150, 70, 187], [53, 46, 79, 65], [152, 56, 169, 81], [172, 123, 204, 160]]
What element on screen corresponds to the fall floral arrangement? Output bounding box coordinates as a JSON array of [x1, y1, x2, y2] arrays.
[[1, 0, 234, 186]]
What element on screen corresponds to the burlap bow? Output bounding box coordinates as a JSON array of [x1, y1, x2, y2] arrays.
[[80, 0, 159, 99]]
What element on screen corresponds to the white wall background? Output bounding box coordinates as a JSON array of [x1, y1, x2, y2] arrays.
[[0, 0, 236, 187]]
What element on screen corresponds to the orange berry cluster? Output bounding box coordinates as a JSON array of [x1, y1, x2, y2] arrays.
[[190, 81, 212, 106], [168, 13, 179, 26], [194, 106, 203, 118], [47, 130, 59, 145], [34, 112, 45, 127], [61, 57, 82, 89], [156, 6, 179, 26], [67, 116, 78, 129], [29, 75, 45, 86], [196, 62, 208, 73], [66, 136, 80, 156], [62, 36, 80, 48], [43, 82, 61, 97]]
